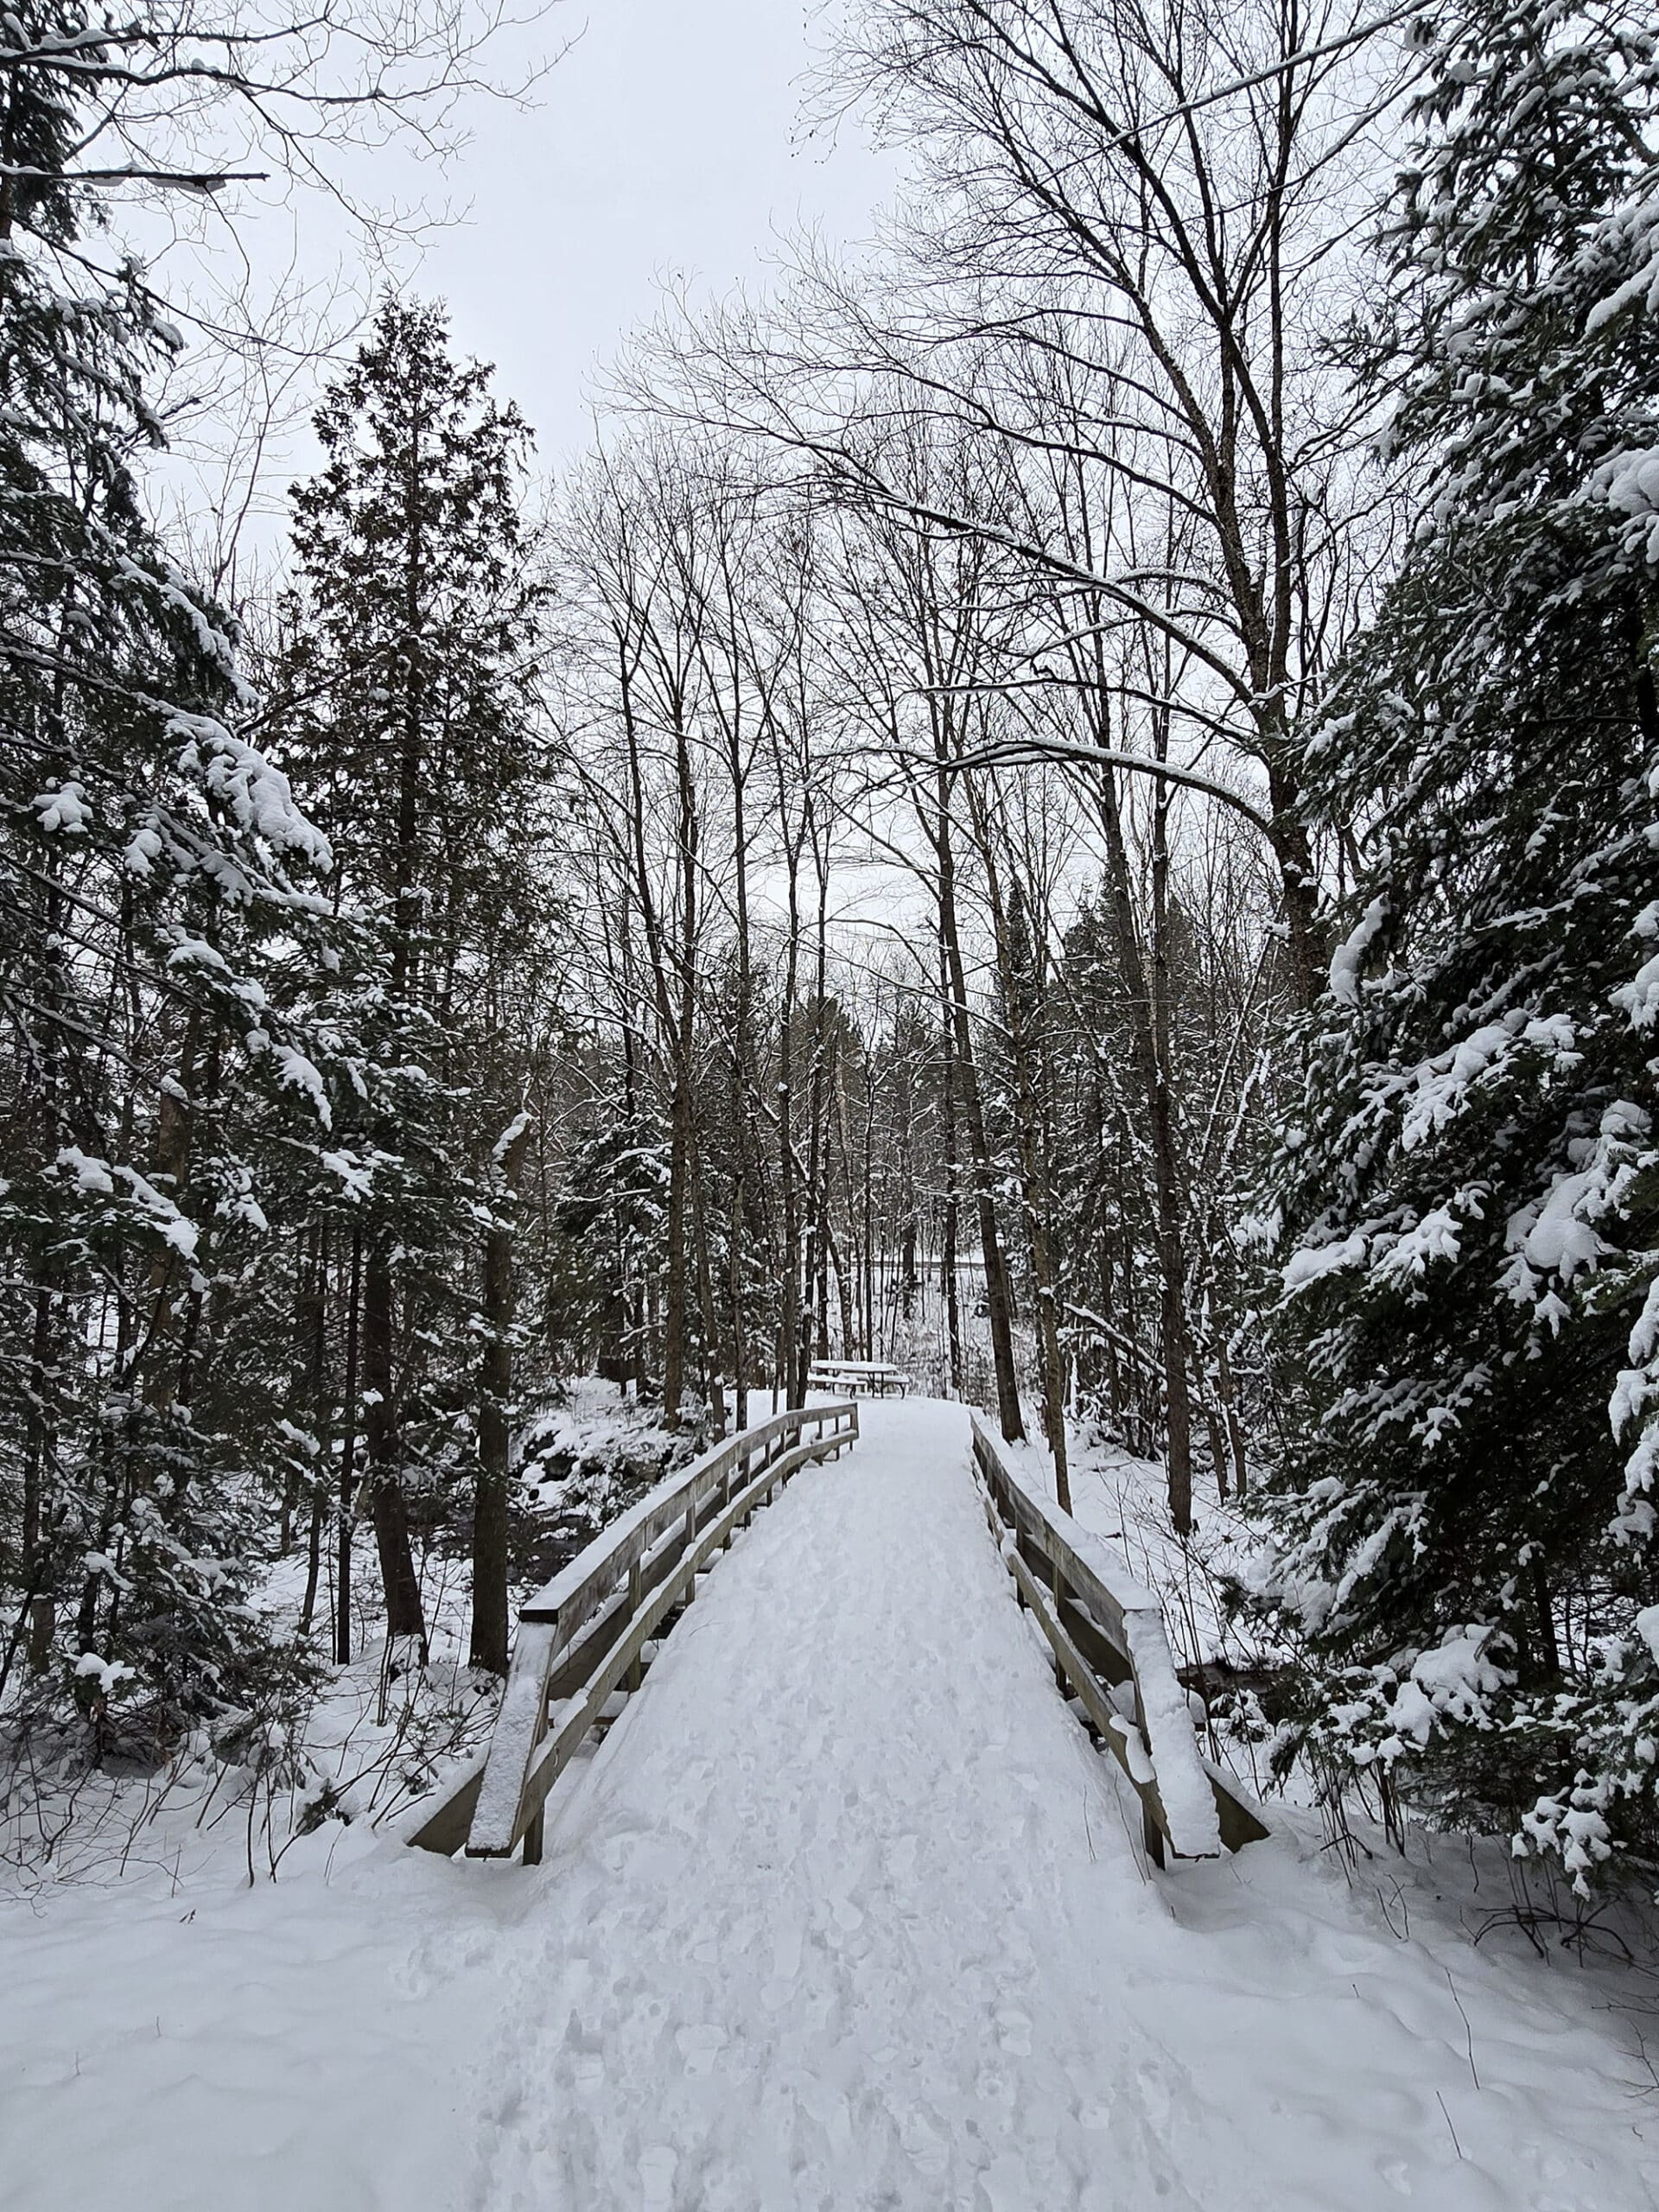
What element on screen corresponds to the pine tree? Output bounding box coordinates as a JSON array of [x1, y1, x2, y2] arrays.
[[1252, 2, 1659, 1890]]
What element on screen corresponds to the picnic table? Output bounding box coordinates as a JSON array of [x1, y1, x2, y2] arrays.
[[807, 1359, 911, 1399]]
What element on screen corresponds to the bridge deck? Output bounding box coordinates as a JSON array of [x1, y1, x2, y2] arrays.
[[464, 1399, 1631, 2211], [480, 1396, 1145, 2207], [3, 1399, 1645, 2212]]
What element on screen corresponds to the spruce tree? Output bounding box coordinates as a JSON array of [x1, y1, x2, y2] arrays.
[[1253, 3, 1659, 1890]]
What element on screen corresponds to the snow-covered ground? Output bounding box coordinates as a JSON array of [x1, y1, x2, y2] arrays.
[[3, 1397, 1656, 2209]]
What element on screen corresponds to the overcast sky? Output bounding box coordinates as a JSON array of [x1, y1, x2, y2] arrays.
[[150, 4, 901, 569], [380, 1, 896, 464]]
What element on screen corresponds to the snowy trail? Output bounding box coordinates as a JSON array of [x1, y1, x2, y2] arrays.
[[3, 1396, 1655, 2211], [467, 1398, 1652, 2212]]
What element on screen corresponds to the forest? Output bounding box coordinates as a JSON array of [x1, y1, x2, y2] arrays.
[[3, 0, 1657, 1935]]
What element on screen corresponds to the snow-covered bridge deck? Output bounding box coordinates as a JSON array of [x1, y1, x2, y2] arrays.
[[3, 1398, 1652, 2210]]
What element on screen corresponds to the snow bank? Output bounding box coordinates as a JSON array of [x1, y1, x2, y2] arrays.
[[0, 1840, 513, 2212]]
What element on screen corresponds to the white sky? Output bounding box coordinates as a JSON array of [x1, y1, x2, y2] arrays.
[[153, 3, 901, 563], [407, 0, 899, 464]]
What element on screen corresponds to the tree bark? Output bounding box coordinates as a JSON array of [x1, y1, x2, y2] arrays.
[[1088, 735, 1197, 1536], [472, 1112, 533, 1675], [362, 1235, 427, 1649], [335, 1225, 362, 1665], [974, 820, 1071, 1509], [934, 785, 1024, 1442]]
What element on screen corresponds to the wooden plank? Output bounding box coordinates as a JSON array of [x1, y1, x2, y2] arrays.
[[539, 1481, 734, 1705], [1203, 1758, 1274, 1850], [404, 1762, 486, 1857], [465, 1620, 558, 1856], [1007, 1547, 1187, 1860], [545, 1581, 629, 1703], [1057, 1592, 1135, 1689], [626, 1556, 644, 1692], [975, 1446, 1149, 1653], [467, 1414, 853, 1859]]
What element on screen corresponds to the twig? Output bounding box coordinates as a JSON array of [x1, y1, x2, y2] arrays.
[[1436, 2090, 1464, 2161], [1445, 1964, 1480, 2091]]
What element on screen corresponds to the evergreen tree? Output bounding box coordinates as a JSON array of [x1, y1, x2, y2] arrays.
[[552, 1102, 671, 1384], [278, 296, 550, 1667], [1252, 1, 1659, 1890], [0, 13, 338, 1740]]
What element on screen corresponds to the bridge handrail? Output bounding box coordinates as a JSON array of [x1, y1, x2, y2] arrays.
[[408, 1400, 858, 1863], [970, 1415, 1267, 1865]]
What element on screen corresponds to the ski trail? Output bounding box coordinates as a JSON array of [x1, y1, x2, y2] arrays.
[[467, 1399, 1650, 2212]]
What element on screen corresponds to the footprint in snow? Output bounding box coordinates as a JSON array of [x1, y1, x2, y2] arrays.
[[638, 2145, 677, 2209], [563, 2007, 604, 2086], [896, 2104, 950, 2178], [676, 2023, 726, 2078], [885, 1832, 918, 1879]]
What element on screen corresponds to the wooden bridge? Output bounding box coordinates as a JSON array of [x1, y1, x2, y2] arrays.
[[410, 1397, 1265, 1869], [11, 1397, 1637, 2212]]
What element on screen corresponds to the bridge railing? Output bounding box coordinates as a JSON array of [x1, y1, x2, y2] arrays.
[[409, 1400, 859, 1862], [970, 1414, 1268, 1866]]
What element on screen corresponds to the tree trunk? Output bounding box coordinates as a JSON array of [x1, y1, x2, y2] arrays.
[[972, 810, 1071, 1508], [335, 1225, 362, 1666], [940, 942, 964, 1398], [663, 1084, 689, 1427], [934, 793, 1023, 1441], [362, 1234, 428, 1649], [472, 1113, 532, 1675], [691, 1135, 727, 1433], [1089, 739, 1197, 1536], [22, 1267, 55, 1673], [778, 861, 802, 1410]]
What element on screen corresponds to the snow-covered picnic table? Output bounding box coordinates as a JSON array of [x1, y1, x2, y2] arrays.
[[806, 1357, 911, 1396]]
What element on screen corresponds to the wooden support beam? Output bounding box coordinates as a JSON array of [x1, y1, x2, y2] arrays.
[[404, 1764, 485, 1857]]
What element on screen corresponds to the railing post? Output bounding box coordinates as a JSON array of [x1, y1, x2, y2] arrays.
[[626, 1557, 645, 1691], [1133, 1678, 1166, 1869]]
